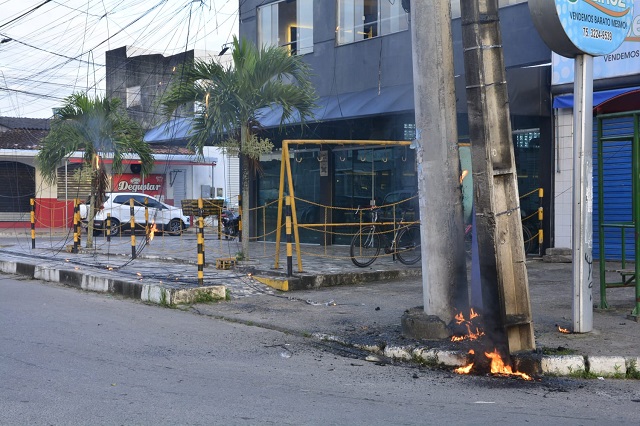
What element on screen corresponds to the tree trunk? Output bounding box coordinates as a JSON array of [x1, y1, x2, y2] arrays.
[[86, 191, 95, 248], [86, 155, 98, 248], [240, 125, 251, 258]]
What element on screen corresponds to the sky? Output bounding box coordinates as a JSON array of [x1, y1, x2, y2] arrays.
[[0, 0, 239, 118]]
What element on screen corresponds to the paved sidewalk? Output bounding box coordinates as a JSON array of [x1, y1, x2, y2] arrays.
[[1, 228, 639, 378]]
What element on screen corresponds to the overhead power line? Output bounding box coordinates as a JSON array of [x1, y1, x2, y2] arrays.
[[0, 0, 54, 30]]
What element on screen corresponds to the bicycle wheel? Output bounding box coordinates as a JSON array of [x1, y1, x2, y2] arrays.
[[350, 226, 381, 267], [396, 224, 421, 265], [522, 225, 533, 254]]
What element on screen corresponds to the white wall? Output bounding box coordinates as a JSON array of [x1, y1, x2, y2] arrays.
[[554, 108, 574, 248], [200, 147, 240, 207]]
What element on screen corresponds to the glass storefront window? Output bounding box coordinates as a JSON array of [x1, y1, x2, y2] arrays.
[[333, 145, 417, 244], [337, 0, 408, 45], [258, 0, 313, 55], [257, 144, 417, 245]]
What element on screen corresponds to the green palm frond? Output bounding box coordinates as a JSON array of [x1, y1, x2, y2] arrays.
[[37, 93, 153, 183], [159, 36, 318, 155]]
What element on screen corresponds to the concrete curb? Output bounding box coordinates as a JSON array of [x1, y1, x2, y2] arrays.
[[244, 265, 421, 291], [310, 332, 639, 379], [0, 259, 225, 306]]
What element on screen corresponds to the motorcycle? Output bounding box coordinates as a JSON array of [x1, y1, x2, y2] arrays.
[[221, 209, 240, 239]]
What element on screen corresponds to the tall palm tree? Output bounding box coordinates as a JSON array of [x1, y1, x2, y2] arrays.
[[37, 93, 154, 248], [161, 36, 317, 257]]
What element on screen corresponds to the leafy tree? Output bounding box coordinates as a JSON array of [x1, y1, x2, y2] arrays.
[[37, 93, 154, 247], [161, 36, 317, 257]]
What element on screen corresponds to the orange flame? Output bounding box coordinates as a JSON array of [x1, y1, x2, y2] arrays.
[[451, 309, 485, 342], [485, 349, 533, 381], [453, 348, 533, 380], [454, 363, 474, 374], [558, 326, 570, 334], [148, 221, 158, 242], [453, 350, 475, 374]]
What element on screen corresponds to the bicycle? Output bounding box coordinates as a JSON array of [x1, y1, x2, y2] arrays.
[[350, 206, 421, 267]]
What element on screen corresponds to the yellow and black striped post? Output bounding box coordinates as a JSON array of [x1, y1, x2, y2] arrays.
[[129, 198, 136, 259], [237, 194, 242, 242], [106, 213, 111, 242], [286, 195, 293, 277], [538, 187, 544, 257], [197, 198, 204, 286], [72, 199, 79, 254], [30, 198, 36, 249]]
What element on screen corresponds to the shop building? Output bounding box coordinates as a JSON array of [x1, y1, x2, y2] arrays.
[[237, 0, 553, 246], [0, 116, 223, 230]]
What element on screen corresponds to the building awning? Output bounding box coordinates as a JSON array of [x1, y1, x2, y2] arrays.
[[144, 117, 194, 144], [256, 84, 415, 128], [553, 87, 640, 109], [144, 84, 416, 141]]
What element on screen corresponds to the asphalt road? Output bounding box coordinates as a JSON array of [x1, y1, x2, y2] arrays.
[[1, 274, 639, 425]]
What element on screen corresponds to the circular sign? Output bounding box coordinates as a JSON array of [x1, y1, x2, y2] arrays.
[[530, 0, 634, 57]]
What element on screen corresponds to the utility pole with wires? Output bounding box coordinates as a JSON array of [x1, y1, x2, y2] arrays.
[[460, 0, 535, 353], [402, 0, 469, 338]]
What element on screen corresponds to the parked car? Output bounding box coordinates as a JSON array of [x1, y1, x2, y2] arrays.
[[79, 192, 190, 236]]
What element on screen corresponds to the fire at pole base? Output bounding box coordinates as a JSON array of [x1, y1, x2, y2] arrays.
[[451, 309, 534, 381]]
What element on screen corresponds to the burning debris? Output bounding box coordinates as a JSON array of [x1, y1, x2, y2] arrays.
[[451, 309, 534, 381], [454, 350, 475, 374], [557, 325, 571, 334], [451, 308, 485, 342], [147, 221, 158, 243], [453, 346, 533, 381]]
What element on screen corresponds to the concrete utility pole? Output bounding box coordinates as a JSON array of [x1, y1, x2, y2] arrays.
[[409, 0, 468, 331], [460, 0, 535, 352]]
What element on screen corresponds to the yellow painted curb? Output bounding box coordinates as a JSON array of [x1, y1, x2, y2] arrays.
[[253, 275, 289, 291]]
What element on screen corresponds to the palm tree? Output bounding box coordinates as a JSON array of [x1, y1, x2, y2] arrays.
[[161, 36, 317, 257], [37, 93, 154, 248]]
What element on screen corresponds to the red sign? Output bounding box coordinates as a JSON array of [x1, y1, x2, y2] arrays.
[[112, 174, 166, 197]]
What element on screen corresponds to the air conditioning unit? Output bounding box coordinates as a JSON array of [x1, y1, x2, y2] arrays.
[[201, 185, 212, 199]]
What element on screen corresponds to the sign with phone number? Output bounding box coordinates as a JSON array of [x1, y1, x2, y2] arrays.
[[530, 0, 634, 57]]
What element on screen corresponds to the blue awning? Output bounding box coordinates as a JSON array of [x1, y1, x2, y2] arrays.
[[553, 87, 640, 109], [144, 84, 415, 143], [144, 117, 194, 144], [256, 83, 415, 128]]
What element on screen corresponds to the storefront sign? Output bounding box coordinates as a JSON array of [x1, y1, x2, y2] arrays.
[[112, 174, 165, 197], [530, 0, 634, 57], [551, 0, 640, 84]]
